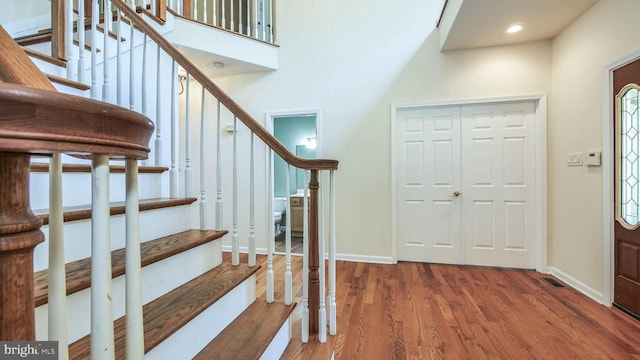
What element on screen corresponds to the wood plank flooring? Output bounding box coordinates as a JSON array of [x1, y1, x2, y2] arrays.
[[233, 253, 640, 360]]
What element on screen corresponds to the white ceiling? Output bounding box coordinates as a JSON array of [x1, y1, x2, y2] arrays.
[[440, 0, 600, 51]]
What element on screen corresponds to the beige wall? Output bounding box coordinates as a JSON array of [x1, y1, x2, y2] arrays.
[[215, 0, 552, 260], [549, 0, 640, 295]]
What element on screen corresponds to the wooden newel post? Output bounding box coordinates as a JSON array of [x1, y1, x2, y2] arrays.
[[0, 154, 44, 340], [308, 170, 320, 333]]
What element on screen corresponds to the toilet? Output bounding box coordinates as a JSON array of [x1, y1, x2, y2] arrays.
[[273, 197, 287, 236]]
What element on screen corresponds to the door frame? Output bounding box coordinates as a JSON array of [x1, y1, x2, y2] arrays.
[[602, 48, 640, 307], [391, 94, 548, 272]]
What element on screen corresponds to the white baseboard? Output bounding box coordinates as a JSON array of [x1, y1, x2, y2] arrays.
[[221, 246, 394, 264], [547, 266, 605, 305]]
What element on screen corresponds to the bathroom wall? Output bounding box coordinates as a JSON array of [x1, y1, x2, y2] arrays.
[[273, 115, 316, 197]]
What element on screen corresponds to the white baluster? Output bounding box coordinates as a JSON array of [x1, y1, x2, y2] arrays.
[[193, 0, 198, 21], [318, 172, 327, 342], [78, 0, 86, 82], [329, 169, 337, 335], [260, 0, 265, 41], [125, 159, 144, 360], [155, 45, 162, 166], [232, 116, 239, 265], [91, 155, 115, 360], [200, 87, 207, 230], [221, 0, 226, 29], [284, 164, 292, 305], [301, 169, 309, 342], [266, 147, 274, 303], [65, 0, 76, 80], [116, 9, 123, 106], [203, 0, 207, 24], [251, 0, 257, 38], [185, 75, 192, 197], [239, 0, 243, 34], [248, 133, 256, 267], [141, 34, 148, 116], [230, 0, 235, 31], [215, 100, 223, 229], [90, 0, 98, 99], [102, 0, 111, 102], [48, 153, 68, 360], [128, 15, 135, 110], [212, 0, 218, 26], [170, 61, 178, 198], [268, 0, 273, 42]]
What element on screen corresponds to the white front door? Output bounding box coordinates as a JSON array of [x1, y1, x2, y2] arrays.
[[396, 101, 537, 269]]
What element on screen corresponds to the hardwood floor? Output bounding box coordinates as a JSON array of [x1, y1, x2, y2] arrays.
[[227, 253, 640, 359]]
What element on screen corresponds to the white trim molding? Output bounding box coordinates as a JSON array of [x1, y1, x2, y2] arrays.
[[390, 94, 548, 272], [602, 47, 640, 307]]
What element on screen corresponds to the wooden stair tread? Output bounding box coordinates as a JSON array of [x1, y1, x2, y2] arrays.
[[30, 162, 169, 173], [34, 197, 197, 225], [194, 301, 297, 360], [68, 262, 261, 360], [44, 73, 91, 91], [34, 229, 227, 307]]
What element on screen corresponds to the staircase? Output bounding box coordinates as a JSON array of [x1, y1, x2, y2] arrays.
[[0, 0, 338, 359]]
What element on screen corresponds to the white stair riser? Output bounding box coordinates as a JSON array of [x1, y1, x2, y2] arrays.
[[35, 240, 222, 344], [33, 204, 194, 271], [30, 172, 165, 210], [260, 316, 293, 360], [145, 274, 257, 360]]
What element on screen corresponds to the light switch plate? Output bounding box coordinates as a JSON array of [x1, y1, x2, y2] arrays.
[[567, 152, 583, 166]]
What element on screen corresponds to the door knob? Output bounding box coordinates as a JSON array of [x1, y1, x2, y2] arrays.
[[452, 191, 461, 197]]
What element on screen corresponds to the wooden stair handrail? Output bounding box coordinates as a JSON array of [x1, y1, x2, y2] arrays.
[[0, 83, 153, 159], [112, 0, 338, 171]]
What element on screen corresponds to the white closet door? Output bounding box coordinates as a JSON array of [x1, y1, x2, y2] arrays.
[[395, 101, 538, 269], [396, 106, 462, 264], [461, 102, 536, 268]]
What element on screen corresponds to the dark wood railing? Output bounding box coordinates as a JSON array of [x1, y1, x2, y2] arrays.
[[0, 24, 154, 341]]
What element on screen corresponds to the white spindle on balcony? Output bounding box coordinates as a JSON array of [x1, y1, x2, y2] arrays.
[[125, 159, 144, 360], [230, 0, 235, 32], [91, 155, 115, 360], [48, 153, 68, 360]]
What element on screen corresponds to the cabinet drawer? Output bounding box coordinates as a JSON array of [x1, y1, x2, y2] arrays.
[[290, 196, 302, 206]]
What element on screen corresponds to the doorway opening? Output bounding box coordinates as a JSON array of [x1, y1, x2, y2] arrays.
[[267, 110, 320, 255]]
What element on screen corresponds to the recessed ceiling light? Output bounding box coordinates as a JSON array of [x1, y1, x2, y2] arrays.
[[507, 24, 523, 34]]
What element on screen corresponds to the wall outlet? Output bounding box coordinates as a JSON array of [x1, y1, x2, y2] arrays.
[[567, 152, 583, 166]]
